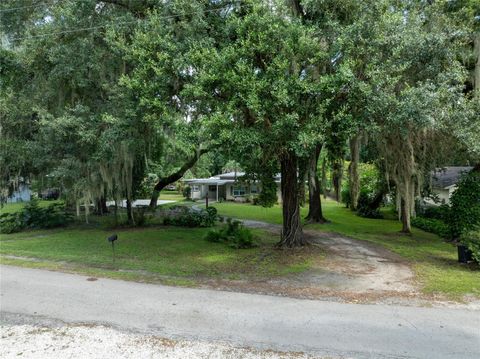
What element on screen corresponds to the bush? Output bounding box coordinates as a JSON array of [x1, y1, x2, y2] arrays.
[[204, 218, 256, 249], [256, 175, 277, 207], [162, 205, 217, 227], [133, 207, 154, 227], [461, 229, 480, 263], [447, 170, 480, 239], [341, 187, 351, 208], [182, 185, 191, 199], [356, 191, 383, 219], [411, 217, 450, 239], [421, 205, 450, 221], [0, 212, 24, 233], [0, 200, 73, 234]]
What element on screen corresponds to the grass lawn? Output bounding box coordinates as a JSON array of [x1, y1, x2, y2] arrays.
[[0, 200, 62, 214], [0, 191, 182, 215], [1, 198, 478, 299], [159, 190, 185, 202], [212, 200, 480, 299], [0, 225, 318, 285]]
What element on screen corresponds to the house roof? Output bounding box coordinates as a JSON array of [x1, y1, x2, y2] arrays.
[[432, 166, 473, 189], [184, 171, 281, 185], [184, 178, 231, 185], [217, 171, 245, 180]]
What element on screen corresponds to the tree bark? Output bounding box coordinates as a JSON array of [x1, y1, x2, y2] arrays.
[[149, 147, 212, 209], [400, 198, 411, 233], [306, 143, 328, 223], [474, 32, 480, 93], [298, 158, 308, 207], [332, 160, 343, 202], [94, 196, 108, 215], [277, 151, 307, 248], [348, 135, 361, 210], [126, 198, 134, 225], [321, 155, 327, 199]]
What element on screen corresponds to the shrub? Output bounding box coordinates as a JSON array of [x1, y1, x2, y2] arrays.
[[0, 200, 73, 233], [133, 207, 154, 227], [411, 217, 450, 239], [182, 185, 191, 199], [0, 212, 24, 233], [341, 187, 351, 208], [356, 191, 383, 219], [204, 218, 256, 249], [447, 170, 480, 239], [204, 229, 223, 243], [162, 205, 217, 227], [421, 205, 450, 221], [204, 207, 218, 227], [256, 175, 277, 207], [461, 229, 480, 263]]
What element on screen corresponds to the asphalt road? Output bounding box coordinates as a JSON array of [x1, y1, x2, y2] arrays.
[[1, 265, 479, 359]]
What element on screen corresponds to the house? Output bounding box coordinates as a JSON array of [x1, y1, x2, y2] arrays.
[[428, 166, 473, 205], [184, 172, 282, 202], [6, 183, 31, 203]]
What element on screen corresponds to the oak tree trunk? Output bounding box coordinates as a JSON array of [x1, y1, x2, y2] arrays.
[[321, 156, 327, 199], [400, 198, 411, 233], [474, 32, 480, 93], [277, 151, 307, 248], [348, 135, 361, 210], [95, 196, 108, 215], [306, 144, 327, 223], [298, 175, 307, 207], [126, 198, 134, 225], [298, 157, 308, 207], [332, 161, 343, 202]]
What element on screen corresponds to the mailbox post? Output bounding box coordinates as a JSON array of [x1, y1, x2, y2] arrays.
[[107, 234, 118, 264]]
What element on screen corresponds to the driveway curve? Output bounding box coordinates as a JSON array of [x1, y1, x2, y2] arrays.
[[240, 219, 416, 298]]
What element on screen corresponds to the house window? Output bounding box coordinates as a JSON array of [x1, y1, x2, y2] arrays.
[[232, 185, 246, 196], [209, 185, 217, 191], [192, 185, 200, 192], [250, 184, 258, 194]]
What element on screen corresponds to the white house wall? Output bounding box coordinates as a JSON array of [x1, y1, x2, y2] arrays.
[[189, 181, 282, 203], [190, 184, 205, 200], [7, 184, 31, 203], [424, 188, 453, 206]]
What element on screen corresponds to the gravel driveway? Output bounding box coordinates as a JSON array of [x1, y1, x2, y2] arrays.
[[1, 322, 319, 359]]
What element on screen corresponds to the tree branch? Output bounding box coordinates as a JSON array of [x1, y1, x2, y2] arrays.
[[149, 145, 219, 208]]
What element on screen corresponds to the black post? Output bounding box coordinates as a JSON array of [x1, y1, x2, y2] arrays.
[[206, 191, 209, 208], [107, 234, 118, 265], [112, 241, 115, 264]]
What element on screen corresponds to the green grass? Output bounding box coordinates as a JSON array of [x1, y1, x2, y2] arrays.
[[159, 190, 185, 202], [0, 226, 318, 283], [0, 200, 62, 214], [213, 200, 480, 298], [1, 197, 478, 299], [0, 192, 182, 215]]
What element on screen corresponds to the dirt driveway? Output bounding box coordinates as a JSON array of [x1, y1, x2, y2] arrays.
[[211, 220, 417, 303]]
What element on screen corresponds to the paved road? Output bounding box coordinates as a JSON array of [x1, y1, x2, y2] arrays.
[[1, 265, 479, 359]]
